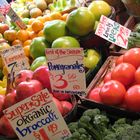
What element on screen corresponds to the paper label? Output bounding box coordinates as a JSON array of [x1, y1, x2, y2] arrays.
[[0, 0, 10, 15], [7, 7, 27, 29], [0, 45, 30, 77], [3, 89, 71, 140], [46, 48, 86, 96], [0, 12, 6, 22], [95, 15, 131, 49]]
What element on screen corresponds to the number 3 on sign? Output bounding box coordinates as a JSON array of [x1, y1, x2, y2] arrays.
[[52, 74, 68, 89]]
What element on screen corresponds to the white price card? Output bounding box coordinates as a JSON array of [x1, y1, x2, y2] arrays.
[[3, 89, 71, 140], [46, 48, 86, 97], [95, 15, 131, 49], [7, 7, 27, 29], [0, 45, 30, 77], [0, 0, 10, 15]]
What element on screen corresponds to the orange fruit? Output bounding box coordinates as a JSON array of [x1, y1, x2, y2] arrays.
[[28, 31, 38, 40], [31, 20, 44, 33], [16, 30, 29, 42], [23, 40, 32, 47], [28, 18, 35, 25], [50, 12, 62, 20], [23, 45, 30, 57], [38, 30, 44, 37], [43, 15, 52, 22], [26, 25, 32, 31], [62, 13, 69, 21], [3, 30, 17, 42], [12, 39, 22, 46], [36, 16, 46, 23]]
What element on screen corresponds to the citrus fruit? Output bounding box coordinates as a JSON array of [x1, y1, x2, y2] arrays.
[[23, 45, 30, 57], [51, 36, 80, 48], [30, 37, 50, 59], [16, 30, 29, 42], [12, 39, 22, 46], [31, 20, 44, 33], [66, 7, 95, 36], [22, 18, 30, 25], [30, 56, 47, 71], [88, 0, 111, 21], [43, 20, 67, 43]]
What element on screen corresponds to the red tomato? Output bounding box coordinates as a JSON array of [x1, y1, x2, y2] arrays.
[[103, 72, 111, 83], [135, 66, 140, 84], [125, 85, 140, 112], [123, 48, 140, 68], [88, 87, 102, 103], [99, 80, 126, 105], [111, 63, 136, 86], [115, 55, 124, 66]]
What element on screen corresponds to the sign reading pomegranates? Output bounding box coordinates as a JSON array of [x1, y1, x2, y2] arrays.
[[95, 15, 131, 49], [3, 89, 71, 140], [0, 45, 30, 77], [46, 48, 86, 96]]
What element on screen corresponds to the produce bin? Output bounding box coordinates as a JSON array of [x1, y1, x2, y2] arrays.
[[80, 55, 140, 120]]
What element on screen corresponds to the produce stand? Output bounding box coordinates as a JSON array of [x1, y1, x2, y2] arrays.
[[0, 0, 140, 139]]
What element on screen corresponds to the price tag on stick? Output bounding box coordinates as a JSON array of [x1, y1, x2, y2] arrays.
[[0, 45, 30, 89], [3, 89, 71, 140], [46, 48, 87, 96], [95, 15, 131, 49]]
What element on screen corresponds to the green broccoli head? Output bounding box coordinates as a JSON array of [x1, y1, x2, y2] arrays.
[[68, 122, 79, 133], [82, 109, 100, 118]]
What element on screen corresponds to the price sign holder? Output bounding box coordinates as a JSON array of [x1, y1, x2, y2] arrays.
[[7, 7, 27, 29], [95, 15, 131, 49], [3, 89, 71, 140], [0, 45, 30, 91], [46, 48, 87, 97]]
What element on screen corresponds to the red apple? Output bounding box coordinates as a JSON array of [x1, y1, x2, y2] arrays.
[[0, 115, 16, 138], [61, 101, 73, 116], [16, 79, 43, 102], [0, 23, 9, 34], [14, 70, 33, 86], [52, 92, 71, 101], [33, 66, 51, 90], [4, 90, 17, 109], [0, 95, 5, 116], [52, 97, 64, 115], [87, 87, 102, 103]]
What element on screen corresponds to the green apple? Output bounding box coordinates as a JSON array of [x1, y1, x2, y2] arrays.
[[84, 49, 100, 69]]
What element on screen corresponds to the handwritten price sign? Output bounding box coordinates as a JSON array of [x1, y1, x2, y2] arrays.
[[0, 45, 30, 77], [95, 15, 131, 49], [0, 0, 10, 15], [46, 48, 86, 96], [3, 89, 71, 140]]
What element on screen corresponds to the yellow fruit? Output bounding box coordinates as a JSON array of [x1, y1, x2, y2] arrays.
[[30, 8, 43, 18], [31, 20, 44, 33], [0, 86, 6, 95], [16, 30, 29, 42]]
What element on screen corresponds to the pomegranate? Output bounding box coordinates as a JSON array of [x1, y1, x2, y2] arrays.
[[0, 95, 5, 116], [52, 97, 64, 115], [61, 101, 73, 116], [33, 66, 51, 90], [0, 115, 16, 138], [14, 70, 33, 86], [4, 90, 17, 109], [16, 79, 43, 102], [53, 92, 71, 101]]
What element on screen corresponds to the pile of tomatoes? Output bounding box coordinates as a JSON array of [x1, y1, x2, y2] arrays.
[[87, 48, 140, 112]]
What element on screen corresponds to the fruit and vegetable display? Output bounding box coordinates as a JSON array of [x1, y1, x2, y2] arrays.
[[1, 0, 140, 139], [68, 108, 140, 140], [87, 48, 140, 113]]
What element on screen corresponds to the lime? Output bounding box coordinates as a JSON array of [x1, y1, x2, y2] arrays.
[[43, 20, 67, 43], [51, 36, 80, 48], [66, 7, 95, 36], [30, 37, 50, 59], [30, 56, 47, 71], [22, 18, 30, 25], [88, 0, 111, 21]]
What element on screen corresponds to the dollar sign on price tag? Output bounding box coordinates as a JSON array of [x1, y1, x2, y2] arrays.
[[0, 45, 30, 88]]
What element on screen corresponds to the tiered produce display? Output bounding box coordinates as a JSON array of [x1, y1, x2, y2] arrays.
[[0, 0, 140, 139]]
